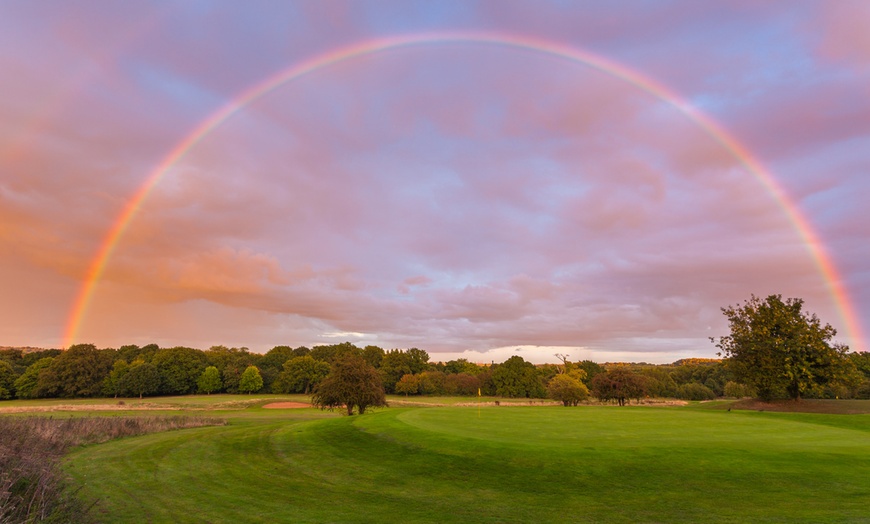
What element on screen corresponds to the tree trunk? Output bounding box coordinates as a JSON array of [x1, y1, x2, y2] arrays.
[[346, 404, 354, 416]]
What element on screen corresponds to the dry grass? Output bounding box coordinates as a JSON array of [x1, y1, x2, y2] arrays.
[[0, 416, 224, 523]]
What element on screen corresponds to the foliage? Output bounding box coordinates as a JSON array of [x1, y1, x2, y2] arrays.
[[0, 360, 17, 399], [273, 356, 330, 394], [394, 374, 420, 396], [361, 345, 385, 368], [311, 355, 387, 415], [13, 357, 54, 399], [547, 374, 589, 406], [714, 294, 852, 401], [443, 372, 480, 396], [590, 367, 647, 406], [309, 342, 362, 364], [121, 362, 161, 398], [444, 359, 481, 376], [491, 356, 546, 398], [36, 344, 115, 398], [723, 381, 754, 398], [152, 347, 208, 395], [676, 382, 716, 401], [197, 366, 223, 395], [238, 366, 264, 394]]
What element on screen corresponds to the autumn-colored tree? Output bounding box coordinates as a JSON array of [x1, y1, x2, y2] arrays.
[[590, 367, 647, 406], [547, 374, 589, 406], [311, 355, 386, 415], [394, 374, 420, 396]]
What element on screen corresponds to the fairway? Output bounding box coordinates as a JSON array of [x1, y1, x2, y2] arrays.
[[65, 405, 870, 523]]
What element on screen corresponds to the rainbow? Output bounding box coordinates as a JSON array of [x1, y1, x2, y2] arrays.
[[62, 31, 865, 350]]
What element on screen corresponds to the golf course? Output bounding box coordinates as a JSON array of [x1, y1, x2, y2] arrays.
[[39, 396, 870, 523]]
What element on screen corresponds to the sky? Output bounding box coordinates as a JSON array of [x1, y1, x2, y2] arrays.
[[1, 1, 868, 364]]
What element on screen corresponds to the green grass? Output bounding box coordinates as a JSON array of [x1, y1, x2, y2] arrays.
[[59, 403, 870, 523]]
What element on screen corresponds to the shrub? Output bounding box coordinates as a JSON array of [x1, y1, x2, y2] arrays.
[[676, 382, 716, 401]]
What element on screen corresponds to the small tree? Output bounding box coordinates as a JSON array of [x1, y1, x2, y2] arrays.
[[547, 374, 589, 406], [198, 366, 222, 395], [311, 355, 386, 415], [238, 366, 263, 394], [394, 374, 420, 396]]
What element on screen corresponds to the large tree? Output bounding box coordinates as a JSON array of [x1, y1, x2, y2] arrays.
[[311, 355, 386, 415], [713, 294, 851, 401], [491, 356, 546, 398], [547, 374, 589, 406], [273, 356, 330, 394]]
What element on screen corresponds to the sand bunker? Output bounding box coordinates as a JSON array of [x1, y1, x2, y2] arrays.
[[262, 402, 312, 409]]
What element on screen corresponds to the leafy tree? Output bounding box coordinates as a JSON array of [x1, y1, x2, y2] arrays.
[[152, 346, 208, 395], [714, 294, 852, 401], [445, 359, 481, 375], [443, 372, 480, 396], [577, 360, 605, 384], [590, 367, 647, 406], [0, 360, 16, 399], [676, 382, 716, 401], [13, 357, 54, 399], [491, 356, 546, 398], [311, 355, 386, 415], [120, 362, 161, 399], [361, 345, 385, 369], [238, 365, 263, 394], [547, 374, 589, 406], [103, 360, 130, 397], [723, 381, 754, 398], [394, 374, 420, 396], [198, 366, 223, 395], [309, 342, 362, 364], [273, 356, 330, 394], [36, 344, 115, 398]]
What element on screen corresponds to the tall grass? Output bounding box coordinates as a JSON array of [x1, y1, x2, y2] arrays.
[[0, 416, 224, 523]]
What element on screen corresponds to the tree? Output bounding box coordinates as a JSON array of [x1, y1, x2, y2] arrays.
[[394, 374, 420, 396], [0, 360, 16, 399], [273, 356, 330, 394], [103, 360, 130, 397], [152, 347, 208, 395], [120, 362, 161, 399], [491, 356, 546, 398], [238, 366, 264, 394], [590, 367, 647, 406], [198, 366, 223, 395], [13, 357, 53, 399], [547, 374, 589, 406], [713, 294, 851, 401], [311, 355, 386, 415], [36, 344, 115, 398]]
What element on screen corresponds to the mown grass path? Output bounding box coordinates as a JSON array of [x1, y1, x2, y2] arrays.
[[64, 406, 870, 523]]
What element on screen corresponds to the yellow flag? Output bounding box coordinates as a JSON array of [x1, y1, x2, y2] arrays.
[[478, 387, 481, 397]]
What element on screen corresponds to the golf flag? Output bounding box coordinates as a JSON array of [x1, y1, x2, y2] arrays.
[[478, 387, 481, 397]]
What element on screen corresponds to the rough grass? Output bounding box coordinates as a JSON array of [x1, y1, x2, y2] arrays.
[[0, 416, 224, 523], [63, 404, 870, 523]]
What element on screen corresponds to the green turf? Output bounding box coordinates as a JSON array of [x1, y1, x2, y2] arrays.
[[63, 405, 870, 523]]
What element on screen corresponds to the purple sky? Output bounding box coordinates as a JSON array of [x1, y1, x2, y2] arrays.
[[1, 1, 868, 363]]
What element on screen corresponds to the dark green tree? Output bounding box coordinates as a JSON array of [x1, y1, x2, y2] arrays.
[[714, 294, 851, 401], [36, 344, 115, 398], [311, 355, 386, 415], [361, 345, 385, 368], [152, 347, 208, 395], [120, 362, 161, 399], [273, 356, 330, 394], [238, 365, 263, 394], [13, 357, 54, 399], [491, 356, 546, 398], [197, 366, 223, 395], [0, 360, 16, 399], [102, 360, 130, 397]]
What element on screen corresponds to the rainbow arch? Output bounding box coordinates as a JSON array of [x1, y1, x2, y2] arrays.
[[62, 31, 865, 350]]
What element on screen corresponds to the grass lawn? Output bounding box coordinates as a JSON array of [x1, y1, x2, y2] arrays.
[[60, 402, 870, 523]]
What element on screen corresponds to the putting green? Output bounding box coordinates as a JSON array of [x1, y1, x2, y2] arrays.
[[65, 406, 870, 523]]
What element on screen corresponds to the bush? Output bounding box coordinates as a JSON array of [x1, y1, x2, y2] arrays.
[[676, 382, 716, 401]]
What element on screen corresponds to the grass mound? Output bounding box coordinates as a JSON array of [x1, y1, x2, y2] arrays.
[[64, 406, 870, 523], [0, 416, 224, 523]]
